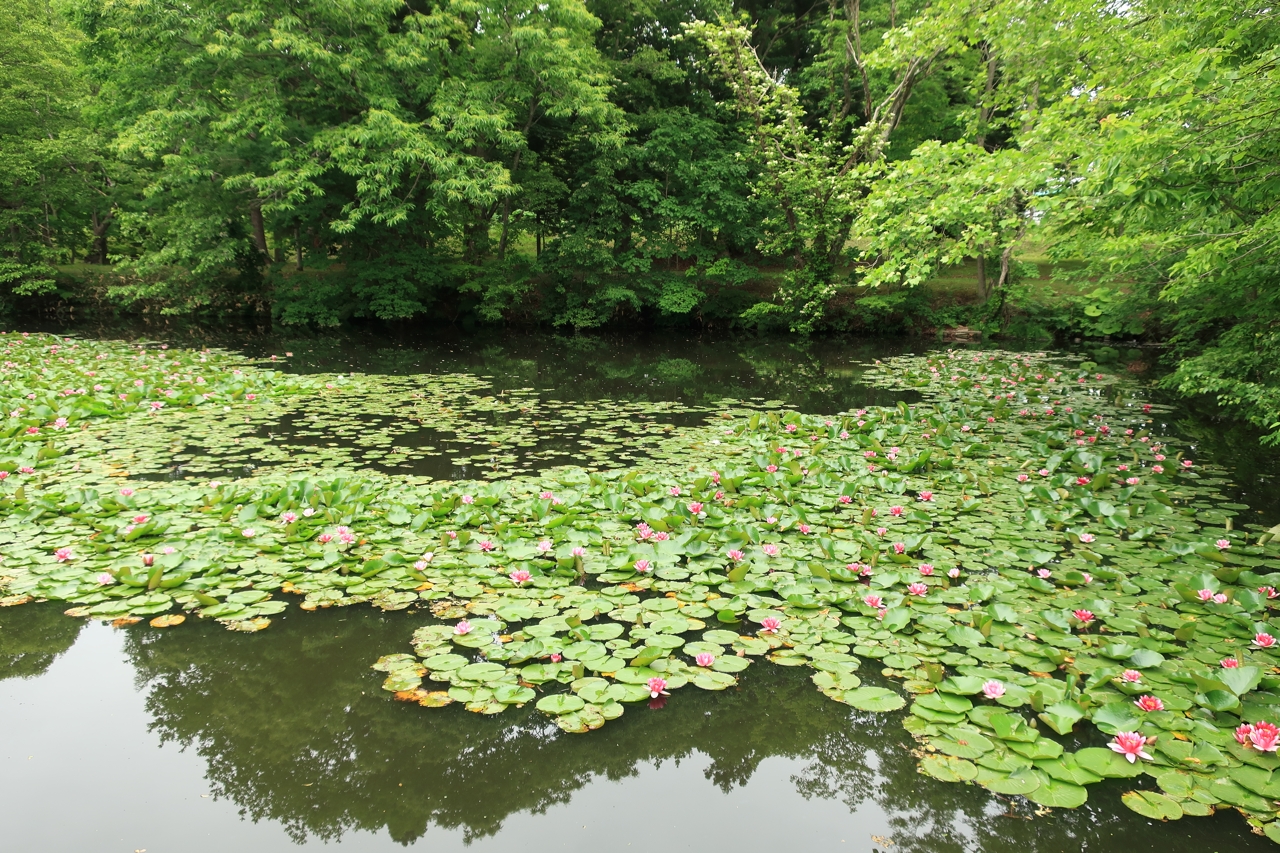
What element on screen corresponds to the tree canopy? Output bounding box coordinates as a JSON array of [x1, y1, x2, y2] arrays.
[[2, 0, 1279, 428]]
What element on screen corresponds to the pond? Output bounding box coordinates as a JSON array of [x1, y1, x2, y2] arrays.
[[2, 326, 1280, 852]]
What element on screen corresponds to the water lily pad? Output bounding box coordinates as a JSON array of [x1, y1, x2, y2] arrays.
[[920, 754, 979, 782], [1026, 780, 1088, 809], [536, 694, 586, 715], [841, 686, 906, 712], [1121, 790, 1182, 820]]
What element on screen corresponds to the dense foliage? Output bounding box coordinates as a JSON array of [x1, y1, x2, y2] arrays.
[[1, 0, 1278, 427]]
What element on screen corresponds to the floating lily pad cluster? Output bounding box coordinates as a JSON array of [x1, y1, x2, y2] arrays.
[[54, 362, 722, 482], [4, 331, 1280, 839]]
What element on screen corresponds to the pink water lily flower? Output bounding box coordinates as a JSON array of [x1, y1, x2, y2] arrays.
[[536, 540, 553, 553], [509, 569, 532, 584], [1260, 586, 1280, 599], [1108, 731, 1155, 763], [1249, 722, 1280, 752], [688, 501, 704, 515], [838, 495, 853, 504], [1073, 609, 1096, 626], [280, 511, 298, 524], [892, 542, 905, 554], [918, 491, 934, 502], [317, 533, 333, 544], [1196, 588, 1215, 601], [863, 594, 884, 608], [550, 653, 562, 663], [1152, 465, 1164, 474], [647, 677, 669, 698], [1078, 533, 1095, 543], [539, 491, 554, 500], [761, 544, 780, 557], [413, 560, 430, 571], [759, 616, 782, 634], [889, 506, 904, 517], [695, 653, 715, 667], [54, 547, 77, 562], [479, 540, 496, 552], [95, 572, 114, 585], [876, 527, 888, 537], [571, 546, 586, 558], [1222, 658, 1241, 669], [1254, 632, 1277, 648], [982, 680, 1005, 699], [765, 464, 778, 473], [453, 620, 473, 636], [132, 514, 149, 524], [918, 564, 934, 576], [1037, 569, 1052, 579], [948, 568, 960, 578], [1126, 477, 1140, 485], [1236, 723, 1256, 745], [241, 528, 256, 537], [1120, 669, 1142, 683], [907, 582, 928, 596], [727, 549, 745, 562], [634, 559, 652, 573], [460, 494, 474, 505], [1016, 474, 1029, 483], [669, 486, 681, 497], [1135, 695, 1165, 712], [1216, 539, 1231, 550]]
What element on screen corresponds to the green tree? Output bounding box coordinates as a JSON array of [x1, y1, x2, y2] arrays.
[[0, 0, 92, 300], [73, 0, 612, 322], [686, 2, 961, 332]]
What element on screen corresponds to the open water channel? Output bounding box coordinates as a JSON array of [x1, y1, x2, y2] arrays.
[[1, 326, 1276, 852]]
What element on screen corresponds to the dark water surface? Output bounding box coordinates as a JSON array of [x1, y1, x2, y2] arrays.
[[2, 327, 1277, 852]]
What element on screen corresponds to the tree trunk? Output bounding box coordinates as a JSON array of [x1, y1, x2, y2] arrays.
[[497, 197, 513, 261], [976, 256, 987, 300], [89, 209, 113, 265], [497, 148, 525, 261], [294, 226, 303, 271], [976, 45, 998, 151], [249, 200, 268, 257]]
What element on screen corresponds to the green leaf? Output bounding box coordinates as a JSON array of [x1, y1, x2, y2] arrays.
[[535, 694, 586, 715], [1121, 790, 1182, 821], [841, 686, 906, 712]]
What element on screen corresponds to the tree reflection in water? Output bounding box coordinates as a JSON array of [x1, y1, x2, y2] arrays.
[[112, 608, 1271, 852], [0, 602, 85, 681]]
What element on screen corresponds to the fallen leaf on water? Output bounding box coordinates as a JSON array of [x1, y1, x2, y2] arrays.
[[150, 614, 186, 628], [394, 689, 430, 702]]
